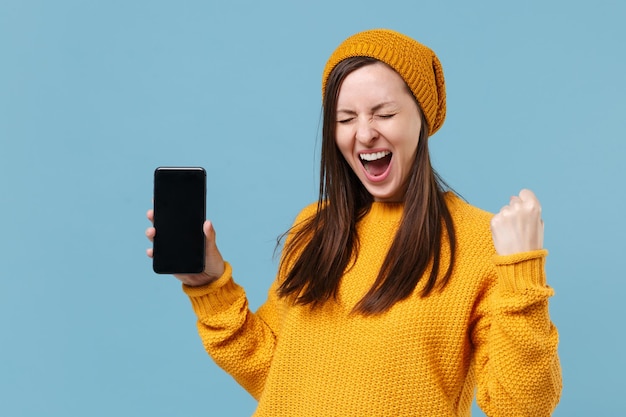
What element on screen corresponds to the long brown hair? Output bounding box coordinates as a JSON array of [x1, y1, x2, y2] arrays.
[[278, 57, 456, 315]]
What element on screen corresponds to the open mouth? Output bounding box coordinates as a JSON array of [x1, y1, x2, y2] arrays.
[[359, 151, 392, 177]]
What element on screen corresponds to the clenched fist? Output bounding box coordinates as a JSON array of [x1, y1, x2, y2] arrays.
[[490, 189, 544, 256]]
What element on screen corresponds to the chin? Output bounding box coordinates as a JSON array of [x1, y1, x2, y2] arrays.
[[364, 181, 406, 202], [369, 190, 403, 203]]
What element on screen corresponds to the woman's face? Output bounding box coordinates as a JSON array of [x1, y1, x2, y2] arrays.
[[335, 62, 423, 202]]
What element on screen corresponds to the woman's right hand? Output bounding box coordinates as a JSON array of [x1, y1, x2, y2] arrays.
[[146, 209, 225, 286]]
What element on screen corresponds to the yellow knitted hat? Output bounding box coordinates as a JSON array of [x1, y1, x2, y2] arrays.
[[322, 29, 446, 136]]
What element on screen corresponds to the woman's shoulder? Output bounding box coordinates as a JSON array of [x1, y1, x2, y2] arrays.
[[444, 192, 494, 245], [445, 192, 493, 225], [283, 202, 319, 238], [293, 202, 318, 224], [444, 193, 497, 278]]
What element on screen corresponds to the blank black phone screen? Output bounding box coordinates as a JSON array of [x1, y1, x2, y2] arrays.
[[153, 167, 206, 274]]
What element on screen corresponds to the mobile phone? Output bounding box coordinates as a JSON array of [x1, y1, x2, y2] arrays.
[[152, 167, 206, 274]]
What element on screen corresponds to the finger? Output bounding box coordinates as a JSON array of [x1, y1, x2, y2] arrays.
[[519, 189, 542, 215], [497, 202, 515, 217], [518, 188, 538, 203], [145, 226, 156, 242], [146, 248, 153, 258], [509, 195, 522, 207], [489, 212, 502, 231], [147, 209, 154, 222]]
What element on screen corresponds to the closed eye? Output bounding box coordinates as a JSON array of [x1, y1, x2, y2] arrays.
[[377, 114, 396, 119], [337, 117, 355, 124]]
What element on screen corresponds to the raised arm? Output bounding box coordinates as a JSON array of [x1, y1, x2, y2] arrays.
[[474, 190, 562, 416]]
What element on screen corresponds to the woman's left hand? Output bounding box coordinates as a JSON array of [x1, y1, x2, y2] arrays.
[[490, 189, 544, 256]]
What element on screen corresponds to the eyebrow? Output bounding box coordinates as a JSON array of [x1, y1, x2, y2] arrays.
[[336, 101, 398, 114]]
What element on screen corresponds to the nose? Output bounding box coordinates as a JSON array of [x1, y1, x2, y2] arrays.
[[355, 117, 378, 145]]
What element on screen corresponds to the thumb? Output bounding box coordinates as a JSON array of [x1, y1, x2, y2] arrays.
[[203, 219, 216, 243], [203, 220, 225, 279]]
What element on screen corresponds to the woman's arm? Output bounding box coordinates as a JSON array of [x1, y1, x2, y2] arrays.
[[473, 251, 562, 416], [182, 263, 281, 399], [146, 210, 281, 398], [473, 190, 562, 415]]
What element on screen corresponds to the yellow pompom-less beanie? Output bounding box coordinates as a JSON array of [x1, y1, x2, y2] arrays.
[[322, 29, 446, 136]]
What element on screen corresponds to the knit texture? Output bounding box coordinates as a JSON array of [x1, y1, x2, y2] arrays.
[[184, 193, 562, 416], [322, 28, 446, 136]]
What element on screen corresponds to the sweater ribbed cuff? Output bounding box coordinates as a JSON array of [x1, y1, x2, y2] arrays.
[[182, 262, 244, 315], [493, 249, 548, 293]]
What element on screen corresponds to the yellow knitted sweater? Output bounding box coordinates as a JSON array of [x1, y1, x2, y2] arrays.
[[183, 193, 562, 416]]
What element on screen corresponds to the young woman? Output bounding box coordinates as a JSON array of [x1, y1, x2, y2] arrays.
[[146, 29, 562, 416]]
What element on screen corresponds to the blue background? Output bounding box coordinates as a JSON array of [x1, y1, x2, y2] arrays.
[[1, 0, 624, 415]]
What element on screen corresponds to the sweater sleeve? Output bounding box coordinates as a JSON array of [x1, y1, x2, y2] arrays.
[[473, 249, 562, 416], [180, 204, 315, 400], [182, 262, 282, 399]]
